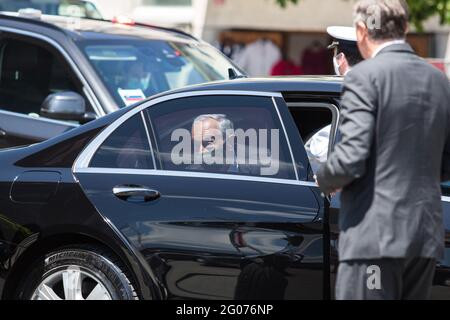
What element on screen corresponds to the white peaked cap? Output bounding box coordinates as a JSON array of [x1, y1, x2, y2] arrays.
[[326, 26, 357, 42]]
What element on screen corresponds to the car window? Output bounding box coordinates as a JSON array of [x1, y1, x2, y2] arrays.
[[90, 113, 154, 170], [0, 37, 93, 121], [146, 95, 299, 180], [78, 40, 243, 108], [288, 104, 336, 179]]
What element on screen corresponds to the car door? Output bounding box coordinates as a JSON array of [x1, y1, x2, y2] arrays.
[[285, 99, 340, 298], [0, 33, 94, 148], [74, 91, 328, 300]]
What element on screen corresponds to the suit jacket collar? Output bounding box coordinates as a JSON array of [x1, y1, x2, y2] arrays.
[[376, 42, 415, 56]]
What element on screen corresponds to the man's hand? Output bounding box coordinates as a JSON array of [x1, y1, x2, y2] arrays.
[[314, 175, 340, 197]]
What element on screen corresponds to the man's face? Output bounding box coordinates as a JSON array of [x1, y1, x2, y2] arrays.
[[128, 62, 146, 80], [192, 118, 225, 156], [127, 62, 150, 90]]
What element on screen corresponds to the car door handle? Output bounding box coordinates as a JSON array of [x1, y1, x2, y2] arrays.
[[0, 128, 6, 138], [113, 185, 161, 202]]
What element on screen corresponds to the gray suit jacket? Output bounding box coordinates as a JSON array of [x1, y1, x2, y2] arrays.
[[317, 43, 450, 261]]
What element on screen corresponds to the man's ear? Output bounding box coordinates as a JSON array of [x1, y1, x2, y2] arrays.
[[355, 21, 370, 59], [355, 21, 367, 41]]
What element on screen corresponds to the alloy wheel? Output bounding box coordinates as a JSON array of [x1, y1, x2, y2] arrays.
[[31, 266, 112, 300]]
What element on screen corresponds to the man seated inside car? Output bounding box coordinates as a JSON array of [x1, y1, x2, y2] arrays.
[[189, 114, 260, 176], [121, 60, 154, 95]]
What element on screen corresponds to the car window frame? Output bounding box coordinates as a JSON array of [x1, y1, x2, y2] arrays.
[[287, 102, 340, 165], [73, 90, 316, 187], [0, 26, 103, 118]]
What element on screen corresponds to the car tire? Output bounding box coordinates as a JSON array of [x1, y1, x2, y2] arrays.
[[16, 245, 138, 300]]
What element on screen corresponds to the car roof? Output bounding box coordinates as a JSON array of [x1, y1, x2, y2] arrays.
[[163, 76, 344, 96], [0, 11, 197, 43]]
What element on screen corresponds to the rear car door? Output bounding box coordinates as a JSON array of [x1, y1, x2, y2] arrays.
[[74, 91, 327, 300], [0, 33, 95, 148], [285, 98, 340, 298]]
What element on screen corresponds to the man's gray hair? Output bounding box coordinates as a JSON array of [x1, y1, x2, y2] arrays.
[[193, 114, 234, 138], [353, 0, 409, 41]]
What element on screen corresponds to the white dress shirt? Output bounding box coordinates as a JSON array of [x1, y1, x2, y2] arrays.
[[305, 125, 331, 174], [372, 39, 406, 58]]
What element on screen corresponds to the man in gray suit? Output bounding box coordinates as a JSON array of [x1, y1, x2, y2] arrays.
[[317, 0, 450, 300]]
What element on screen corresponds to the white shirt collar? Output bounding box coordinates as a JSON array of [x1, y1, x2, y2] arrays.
[[372, 39, 406, 58]]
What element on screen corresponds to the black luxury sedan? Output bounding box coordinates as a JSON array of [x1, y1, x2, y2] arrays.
[[0, 10, 243, 150], [0, 78, 449, 300]]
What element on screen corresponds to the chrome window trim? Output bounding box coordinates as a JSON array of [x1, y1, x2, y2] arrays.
[[140, 111, 157, 169], [0, 108, 79, 127], [272, 97, 299, 180], [0, 26, 104, 117], [73, 90, 283, 170], [75, 167, 318, 187], [72, 90, 314, 188], [287, 102, 340, 155], [443, 196, 450, 203]]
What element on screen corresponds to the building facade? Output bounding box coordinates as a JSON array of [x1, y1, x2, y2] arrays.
[[92, 0, 450, 75]]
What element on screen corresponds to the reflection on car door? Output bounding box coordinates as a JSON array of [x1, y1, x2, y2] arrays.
[[74, 91, 328, 300]]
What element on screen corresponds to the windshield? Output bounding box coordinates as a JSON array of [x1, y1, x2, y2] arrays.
[[79, 39, 242, 108], [0, 0, 103, 19]]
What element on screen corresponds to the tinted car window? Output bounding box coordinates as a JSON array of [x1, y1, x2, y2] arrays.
[[146, 95, 298, 180], [90, 113, 154, 169], [0, 37, 92, 120], [289, 106, 334, 176]]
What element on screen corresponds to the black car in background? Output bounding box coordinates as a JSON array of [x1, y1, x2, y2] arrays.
[[0, 11, 243, 149], [0, 78, 449, 300]]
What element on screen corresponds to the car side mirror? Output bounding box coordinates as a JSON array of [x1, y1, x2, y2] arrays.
[[40, 91, 88, 123]]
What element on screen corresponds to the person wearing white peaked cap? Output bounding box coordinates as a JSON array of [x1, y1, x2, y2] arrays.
[[305, 27, 364, 176], [326, 26, 363, 76], [327, 26, 358, 42]]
